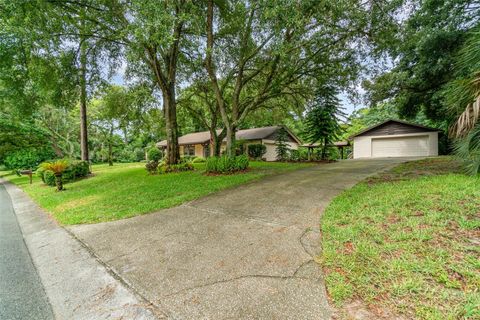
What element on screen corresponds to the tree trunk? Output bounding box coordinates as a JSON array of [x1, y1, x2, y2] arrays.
[[79, 18, 89, 162], [163, 88, 180, 165], [108, 126, 113, 166], [225, 125, 236, 157], [108, 143, 113, 166], [54, 173, 63, 191], [210, 129, 226, 157]]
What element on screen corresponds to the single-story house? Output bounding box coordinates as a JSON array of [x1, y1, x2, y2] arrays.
[[156, 125, 301, 161], [350, 119, 440, 159]]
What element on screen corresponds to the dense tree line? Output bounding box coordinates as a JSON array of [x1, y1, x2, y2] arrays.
[[0, 0, 478, 171]]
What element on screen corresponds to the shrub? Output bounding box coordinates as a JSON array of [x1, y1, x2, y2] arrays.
[[454, 123, 480, 175], [62, 160, 89, 182], [40, 160, 69, 191], [38, 159, 89, 185], [247, 144, 267, 160], [43, 170, 56, 186], [147, 147, 163, 162], [192, 157, 206, 163], [4, 148, 55, 170], [160, 162, 194, 173], [181, 155, 195, 163], [235, 155, 249, 170], [205, 155, 249, 174], [145, 160, 159, 175], [36, 166, 47, 183], [235, 139, 247, 156]]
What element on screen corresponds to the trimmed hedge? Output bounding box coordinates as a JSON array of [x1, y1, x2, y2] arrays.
[[205, 155, 249, 174]]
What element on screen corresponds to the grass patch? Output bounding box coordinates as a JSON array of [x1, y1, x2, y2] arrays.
[[321, 157, 480, 319], [2, 161, 313, 225]]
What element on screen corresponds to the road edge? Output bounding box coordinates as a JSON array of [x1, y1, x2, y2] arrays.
[[1, 179, 163, 320]]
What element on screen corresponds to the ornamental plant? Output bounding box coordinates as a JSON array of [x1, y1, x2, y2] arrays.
[[40, 160, 69, 191]]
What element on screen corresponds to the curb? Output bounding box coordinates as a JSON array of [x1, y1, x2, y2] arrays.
[[1, 179, 161, 320]]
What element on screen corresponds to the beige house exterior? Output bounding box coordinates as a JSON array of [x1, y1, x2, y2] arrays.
[[351, 119, 440, 159], [157, 126, 302, 161]]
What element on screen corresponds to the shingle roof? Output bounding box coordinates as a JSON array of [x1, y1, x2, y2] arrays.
[[348, 119, 441, 139], [157, 125, 301, 147]]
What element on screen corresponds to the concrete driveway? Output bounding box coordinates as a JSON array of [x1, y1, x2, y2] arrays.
[[69, 158, 410, 319]]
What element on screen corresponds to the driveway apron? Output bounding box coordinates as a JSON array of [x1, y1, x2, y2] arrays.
[[69, 158, 410, 319]]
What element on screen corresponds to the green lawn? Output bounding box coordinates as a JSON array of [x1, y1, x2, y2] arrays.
[[321, 158, 480, 319], [1, 161, 313, 225]]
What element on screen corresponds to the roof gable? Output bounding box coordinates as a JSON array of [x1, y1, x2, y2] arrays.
[[350, 119, 440, 139]]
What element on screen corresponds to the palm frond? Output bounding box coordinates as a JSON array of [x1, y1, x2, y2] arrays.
[[453, 123, 480, 175], [450, 94, 480, 138]]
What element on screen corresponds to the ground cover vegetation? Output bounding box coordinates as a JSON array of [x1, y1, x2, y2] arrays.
[[321, 157, 480, 319], [1, 161, 312, 224], [1, 0, 408, 170]]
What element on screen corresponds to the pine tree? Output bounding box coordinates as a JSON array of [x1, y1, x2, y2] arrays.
[[304, 86, 346, 160], [275, 127, 290, 161]]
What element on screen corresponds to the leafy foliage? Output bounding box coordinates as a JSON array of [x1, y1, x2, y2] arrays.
[[160, 162, 194, 174], [147, 147, 163, 162], [40, 159, 69, 191], [275, 128, 290, 161], [40, 160, 69, 174], [38, 159, 90, 187], [145, 160, 159, 175], [303, 86, 345, 160], [43, 170, 56, 187], [4, 148, 55, 170], [62, 160, 90, 182], [205, 155, 249, 174], [454, 123, 480, 175], [247, 144, 267, 160], [364, 0, 479, 122], [192, 157, 206, 163]]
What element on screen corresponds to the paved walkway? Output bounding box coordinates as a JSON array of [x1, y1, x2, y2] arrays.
[[1, 180, 158, 320], [69, 159, 411, 319], [0, 184, 53, 320]]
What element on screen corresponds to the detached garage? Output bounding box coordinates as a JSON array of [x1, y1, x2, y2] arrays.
[[351, 119, 440, 159]]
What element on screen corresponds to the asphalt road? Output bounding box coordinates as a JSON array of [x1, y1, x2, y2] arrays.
[[0, 184, 53, 320]]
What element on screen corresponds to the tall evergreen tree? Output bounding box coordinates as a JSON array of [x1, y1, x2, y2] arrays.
[[275, 127, 290, 161], [304, 86, 345, 160]]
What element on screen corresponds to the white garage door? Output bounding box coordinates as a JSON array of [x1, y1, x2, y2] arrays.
[[371, 136, 429, 157]]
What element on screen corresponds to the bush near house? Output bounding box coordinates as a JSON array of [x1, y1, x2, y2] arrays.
[[205, 155, 249, 174], [147, 147, 163, 162], [247, 144, 267, 160], [192, 157, 206, 163], [159, 162, 194, 173], [145, 160, 159, 175]]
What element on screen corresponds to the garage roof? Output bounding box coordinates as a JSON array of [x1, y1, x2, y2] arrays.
[[349, 119, 441, 139]]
